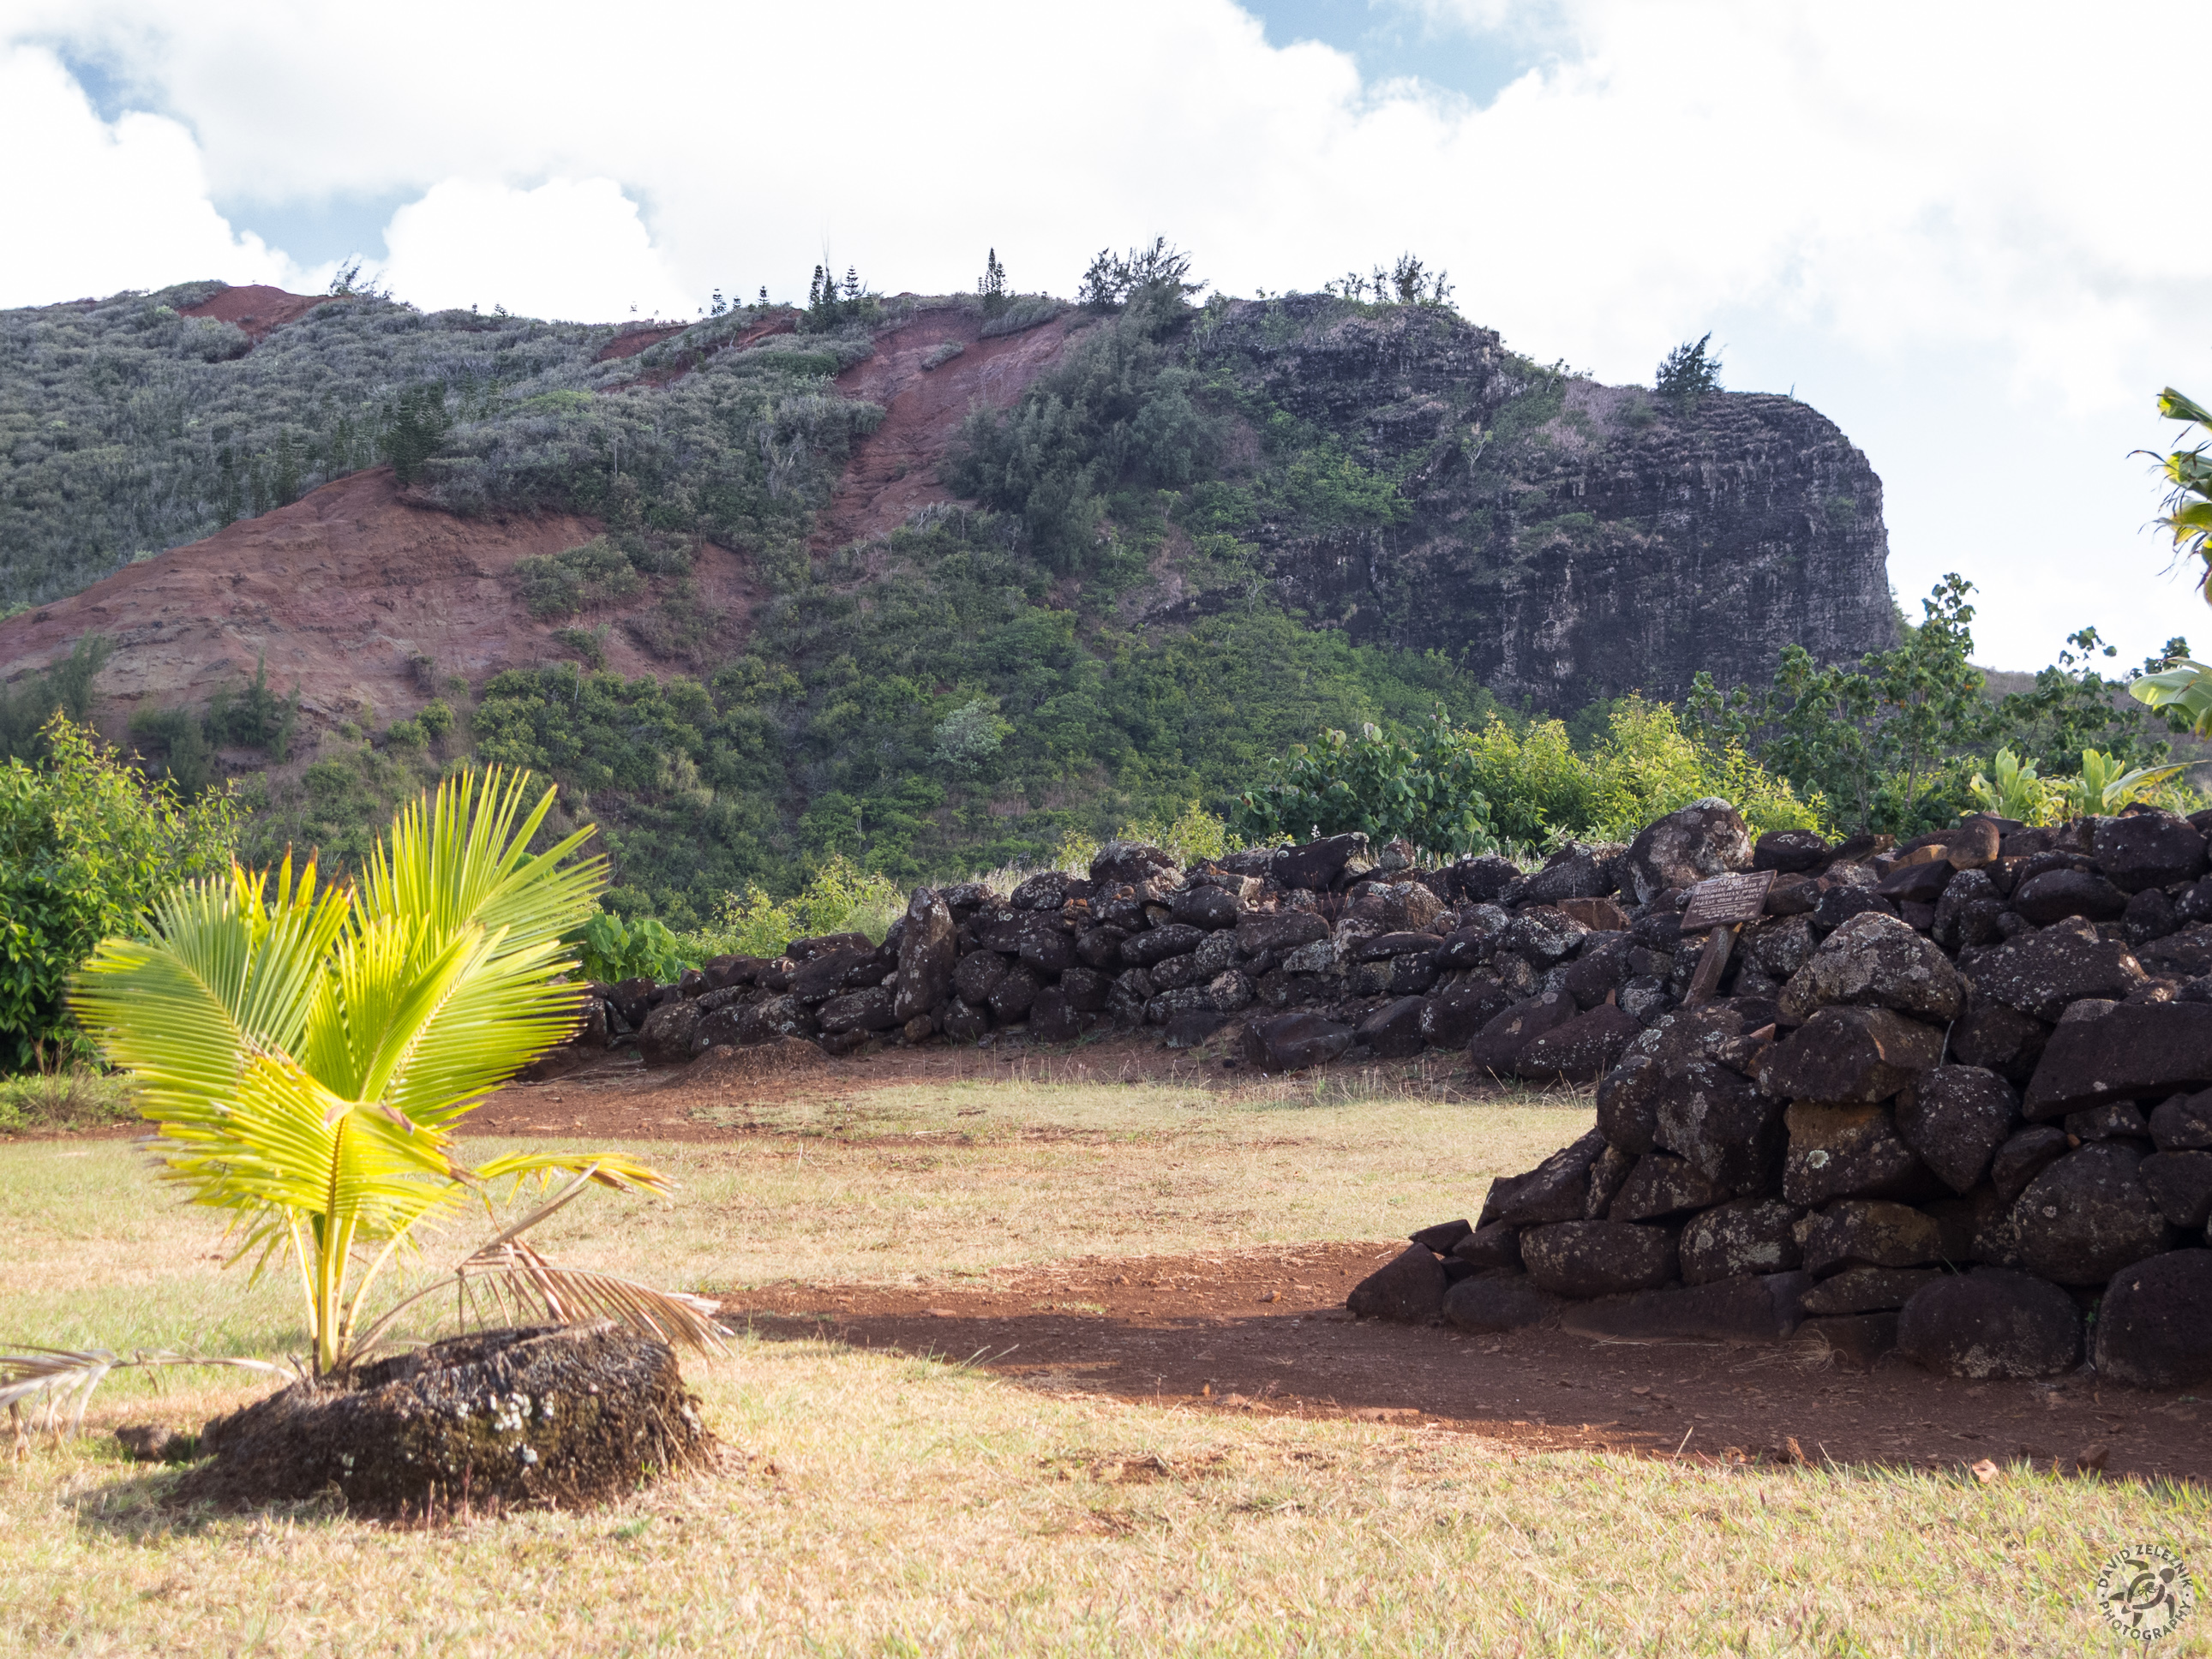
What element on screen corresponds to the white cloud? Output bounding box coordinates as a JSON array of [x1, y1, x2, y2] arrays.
[[3, 0, 2206, 666], [378, 177, 692, 321], [0, 43, 313, 304]]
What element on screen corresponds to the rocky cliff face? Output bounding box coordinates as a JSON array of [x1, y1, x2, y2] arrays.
[[1185, 297, 1895, 707]]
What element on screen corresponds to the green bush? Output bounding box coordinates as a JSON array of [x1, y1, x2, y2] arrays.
[[1233, 715, 1496, 858], [681, 858, 907, 961], [0, 716, 242, 1069]]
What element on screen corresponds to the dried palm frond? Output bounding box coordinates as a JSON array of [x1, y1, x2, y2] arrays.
[[0, 1347, 290, 1435]]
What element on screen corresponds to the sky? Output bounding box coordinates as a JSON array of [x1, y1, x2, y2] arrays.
[[2, 0, 2204, 672]]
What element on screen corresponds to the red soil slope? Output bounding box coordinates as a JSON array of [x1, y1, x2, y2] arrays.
[[177, 284, 327, 340], [813, 308, 1076, 548], [0, 468, 755, 734]]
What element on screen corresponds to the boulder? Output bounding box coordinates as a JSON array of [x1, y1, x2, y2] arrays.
[[986, 963, 1041, 1023], [1610, 1153, 1728, 1221], [1346, 1245, 1448, 1322], [1272, 834, 1369, 893], [1812, 886, 1896, 934], [1123, 924, 1207, 970], [2092, 812, 2209, 894], [1966, 918, 2148, 1021], [734, 994, 817, 1046], [2141, 1151, 2212, 1228], [891, 891, 959, 1021], [1743, 914, 1817, 983], [177, 1324, 712, 1515], [1239, 1012, 1353, 1072], [1420, 978, 1516, 1048], [1620, 799, 1754, 907], [1514, 1003, 1640, 1082], [1652, 1061, 1786, 1189], [1800, 1266, 1945, 1315], [1932, 869, 2004, 951], [1874, 858, 1955, 904], [2022, 1001, 2212, 1117], [941, 997, 990, 1042], [1347, 880, 1446, 933], [1467, 991, 1577, 1075], [2012, 868, 2129, 925], [1089, 840, 1178, 886], [1354, 997, 1430, 1058], [2094, 1250, 2212, 1386], [1235, 912, 1328, 955], [2151, 1090, 2212, 1151], [1520, 1220, 1681, 1297], [1009, 871, 1076, 912], [1519, 841, 1621, 904], [818, 985, 900, 1035], [1557, 1273, 1810, 1343], [1058, 966, 1112, 1013], [2012, 1144, 2179, 1285], [1584, 1144, 1635, 1219], [1411, 1219, 1474, 1253], [1562, 937, 1630, 1008], [1449, 1222, 1526, 1273], [1991, 1125, 2072, 1206], [1775, 910, 1964, 1023], [1757, 1007, 1945, 1104], [1442, 1271, 1562, 1333], [1028, 987, 1083, 1043], [954, 948, 1013, 1007], [1170, 885, 1243, 930], [1497, 907, 1586, 969], [2143, 924, 2212, 980], [1477, 1129, 1610, 1229], [636, 998, 703, 1067], [1896, 1067, 2021, 1194], [1753, 829, 1831, 874], [1593, 1006, 1753, 1153], [1680, 1197, 1805, 1284], [1949, 991, 2051, 1085], [1795, 1201, 1945, 1274], [1896, 1270, 2083, 1380], [1782, 1102, 1935, 1206]]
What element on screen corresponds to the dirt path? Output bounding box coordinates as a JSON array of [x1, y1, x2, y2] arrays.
[[723, 1244, 2212, 1485]]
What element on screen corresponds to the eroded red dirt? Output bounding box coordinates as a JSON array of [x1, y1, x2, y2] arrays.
[[177, 284, 327, 340], [726, 1245, 2212, 1485], [0, 468, 757, 733], [813, 308, 1078, 549]]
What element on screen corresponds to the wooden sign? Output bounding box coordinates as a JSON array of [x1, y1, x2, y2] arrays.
[[1680, 870, 1776, 934]]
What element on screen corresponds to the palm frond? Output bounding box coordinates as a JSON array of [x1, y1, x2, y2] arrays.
[[455, 1242, 728, 1353], [0, 1347, 289, 1435]]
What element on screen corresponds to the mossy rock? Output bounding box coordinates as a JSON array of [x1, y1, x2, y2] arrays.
[[173, 1324, 712, 1516]]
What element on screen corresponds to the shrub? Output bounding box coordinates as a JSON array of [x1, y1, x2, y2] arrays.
[[0, 716, 243, 1070], [1233, 716, 1496, 859], [1656, 333, 1723, 408], [978, 295, 1065, 339], [683, 857, 907, 961]]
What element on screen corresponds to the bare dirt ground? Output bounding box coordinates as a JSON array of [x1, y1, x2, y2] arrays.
[[0, 467, 757, 732], [812, 308, 1076, 549], [458, 1041, 2212, 1488], [177, 284, 327, 340], [724, 1245, 2212, 1487]]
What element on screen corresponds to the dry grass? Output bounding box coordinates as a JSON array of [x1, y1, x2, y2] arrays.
[[0, 1079, 2204, 1655]]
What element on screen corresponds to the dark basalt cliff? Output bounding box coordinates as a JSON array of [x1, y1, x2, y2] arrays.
[[1184, 296, 1895, 707]]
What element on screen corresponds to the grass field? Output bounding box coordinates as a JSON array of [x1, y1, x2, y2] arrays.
[[1, 1076, 2205, 1655]]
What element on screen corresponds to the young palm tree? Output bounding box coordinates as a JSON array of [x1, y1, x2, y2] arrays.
[[2, 768, 719, 1425]]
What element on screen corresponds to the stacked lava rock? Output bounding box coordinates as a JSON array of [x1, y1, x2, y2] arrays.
[[1353, 797, 2212, 1388]]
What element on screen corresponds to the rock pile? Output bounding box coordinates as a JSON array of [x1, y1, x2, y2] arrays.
[[1349, 798, 2212, 1389]]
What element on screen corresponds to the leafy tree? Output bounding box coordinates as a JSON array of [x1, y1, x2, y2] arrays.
[[1233, 715, 1496, 858], [1078, 238, 1198, 311], [0, 715, 243, 1071], [42, 770, 716, 1392], [1656, 332, 1723, 408], [0, 634, 111, 764]]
